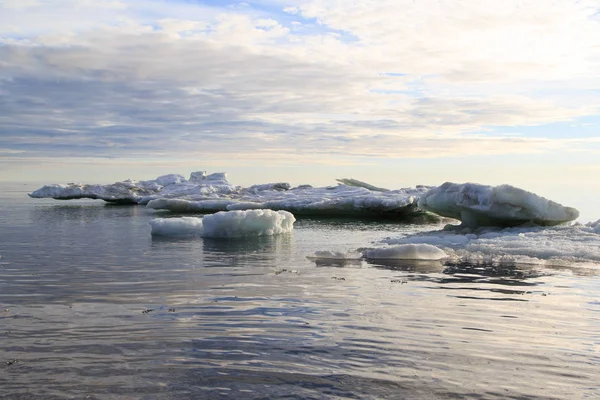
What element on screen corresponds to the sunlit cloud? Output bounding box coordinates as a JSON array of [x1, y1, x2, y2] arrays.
[[1, 0, 600, 184]]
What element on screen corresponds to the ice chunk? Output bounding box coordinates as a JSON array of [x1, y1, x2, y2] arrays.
[[28, 182, 149, 203], [146, 180, 428, 218], [152, 174, 187, 186], [202, 209, 295, 238], [308, 250, 363, 260], [150, 217, 205, 236], [335, 178, 389, 192], [364, 244, 447, 260], [188, 171, 207, 183], [418, 182, 579, 227], [188, 171, 230, 185], [150, 209, 295, 238], [586, 219, 600, 234], [247, 182, 291, 192], [28, 171, 235, 203]]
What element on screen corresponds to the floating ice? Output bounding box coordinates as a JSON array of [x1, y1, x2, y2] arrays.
[[30, 171, 428, 219], [144, 179, 428, 218], [28, 181, 148, 203], [150, 209, 295, 238], [150, 217, 205, 236], [382, 224, 600, 266], [363, 244, 447, 260], [247, 182, 291, 192], [308, 250, 363, 260], [335, 178, 389, 192], [418, 182, 579, 228], [29, 172, 239, 203], [30, 172, 585, 227], [203, 209, 295, 238]]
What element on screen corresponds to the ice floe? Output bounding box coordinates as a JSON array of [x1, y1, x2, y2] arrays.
[[364, 244, 447, 261], [29, 172, 240, 203], [30, 171, 428, 219], [150, 216, 205, 236], [308, 250, 363, 260], [146, 184, 428, 218], [381, 224, 600, 266], [150, 209, 295, 238], [418, 182, 579, 227]]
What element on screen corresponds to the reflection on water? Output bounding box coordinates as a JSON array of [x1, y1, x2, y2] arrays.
[[367, 259, 446, 273], [0, 189, 599, 399], [313, 259, 365, 268]]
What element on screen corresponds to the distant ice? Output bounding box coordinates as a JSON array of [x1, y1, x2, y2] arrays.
[[30, 171, 428, 219], [142, 176, 428, 218], [30, 171, 586, 227], [30, 171, 240, 204], [364, 244, 448, 261], [150, 209, 295, 238], [150, 216, 205, 236], [419, 182, 579, 228]]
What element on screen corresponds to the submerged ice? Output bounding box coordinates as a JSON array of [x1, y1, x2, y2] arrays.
[[150, 209, 295, 238]]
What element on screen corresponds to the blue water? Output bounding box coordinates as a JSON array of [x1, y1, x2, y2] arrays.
[[0, 183, 599, 399]]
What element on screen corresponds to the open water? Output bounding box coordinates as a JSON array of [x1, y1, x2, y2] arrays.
[[0, 183, 599, 399]]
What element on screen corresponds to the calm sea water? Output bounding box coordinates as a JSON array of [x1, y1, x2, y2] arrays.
[[0, 183, 599, 399]]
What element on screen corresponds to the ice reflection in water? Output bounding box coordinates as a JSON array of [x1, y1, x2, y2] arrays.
[[0, 187, 599, 399]]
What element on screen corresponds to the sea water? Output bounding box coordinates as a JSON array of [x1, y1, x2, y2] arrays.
[[0, 183, 598, 399]]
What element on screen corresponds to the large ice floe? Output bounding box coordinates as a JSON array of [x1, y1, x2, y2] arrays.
[[150, 209, 295, 238], [29, 171, 582, 228], [30, 171, 430, 219], [418, 182, 579, 227], [308, 222, 600, 268]]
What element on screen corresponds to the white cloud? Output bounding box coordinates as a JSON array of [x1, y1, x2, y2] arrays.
[[1, 0, 600, 183], [0, 0, 40, 9], [294, 0, 600, 82]]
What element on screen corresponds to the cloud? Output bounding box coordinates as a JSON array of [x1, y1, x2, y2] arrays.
[[0, 0, 40, 9], [1, 0, 600, 177]]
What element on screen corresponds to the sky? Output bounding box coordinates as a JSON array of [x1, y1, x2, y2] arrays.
[[1, 0, 600, 220]]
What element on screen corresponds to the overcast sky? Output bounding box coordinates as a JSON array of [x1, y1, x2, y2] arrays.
[[1, 0, 600, 216]]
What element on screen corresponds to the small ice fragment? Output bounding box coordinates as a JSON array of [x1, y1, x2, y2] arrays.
[[364, 244, 447, 261]]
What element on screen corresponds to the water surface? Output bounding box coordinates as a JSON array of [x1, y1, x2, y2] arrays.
[[0, 184, 598, 399]]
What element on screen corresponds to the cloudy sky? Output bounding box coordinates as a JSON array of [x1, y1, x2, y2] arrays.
[[1, 0, 600, 215]]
